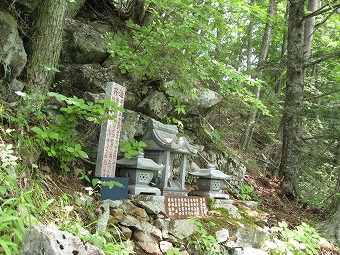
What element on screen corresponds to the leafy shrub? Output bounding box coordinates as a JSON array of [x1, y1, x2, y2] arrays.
[[119, 138, 147, 159], [264, 221, 329, 255], [186, 217, 223, 255], [31, 92, 123, 172], [239, 184, 259, 201]]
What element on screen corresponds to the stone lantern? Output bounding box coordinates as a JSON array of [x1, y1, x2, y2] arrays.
[[117, 152, 163, 195], [189, 164, 232, 199], [141, 119, 197, 196]]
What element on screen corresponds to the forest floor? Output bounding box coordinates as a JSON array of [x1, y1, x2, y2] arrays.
[[244, 174, 339, 255]]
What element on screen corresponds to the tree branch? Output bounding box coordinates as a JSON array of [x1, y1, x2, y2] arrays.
[[305, 89, 340, 101], [302, 135, 339, 141], [314, 8, 338, 29], [304, 52, 340, 68], [303, 2, 340, 20]]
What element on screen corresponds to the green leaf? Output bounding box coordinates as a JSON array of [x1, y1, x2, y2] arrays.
[[0, 239, 12, 255], [66, 147, 75, 153], [78, 150, 89, 159]]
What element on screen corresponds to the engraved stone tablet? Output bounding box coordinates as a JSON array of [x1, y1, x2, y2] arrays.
[[95, 82, 125, 177], [165, 196, 208, 219]]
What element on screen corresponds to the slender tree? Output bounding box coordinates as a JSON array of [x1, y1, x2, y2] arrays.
[[241, 0, 277, 150]]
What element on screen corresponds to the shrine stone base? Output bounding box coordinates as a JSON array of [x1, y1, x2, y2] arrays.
[[128, 185, 161, 196], [162, 188, 188, 196], [190, 191, 231, 200]]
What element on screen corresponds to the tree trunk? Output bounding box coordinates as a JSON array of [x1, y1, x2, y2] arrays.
[[279, 0, 305, 198], [304, 0, 318, 59], [246, 20, 253, 72], [27, 0, 67, 97], [241, 0, 277, 151]]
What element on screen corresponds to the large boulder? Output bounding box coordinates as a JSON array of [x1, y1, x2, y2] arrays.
[[61, 18, 109, 64], [165, 83, 223, 116], [168, 219, 195, 240], [0, 11, 27, 101], [0, 11, 27, 80], [133, 230, 162, 255], [54, 64, 116, 96], [22, 224, 105, 255], [120, 110, 149, 142], [137, 91, 172, 120]]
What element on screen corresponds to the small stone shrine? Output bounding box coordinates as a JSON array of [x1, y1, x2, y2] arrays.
[[117, 152, 163, 195], [189, 163, 232, 199], [141, 119, 197, 196]]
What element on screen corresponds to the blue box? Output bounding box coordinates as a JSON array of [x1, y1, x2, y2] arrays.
[[94, 177, 129, 200]]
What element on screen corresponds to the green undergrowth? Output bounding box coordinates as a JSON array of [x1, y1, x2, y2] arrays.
[[200, 205, 264, 237], [0, 92, 134, 254]]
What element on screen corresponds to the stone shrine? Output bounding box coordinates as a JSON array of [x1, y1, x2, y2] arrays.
[[117, 152, 163, 195], [189, 164, 232, 199], [141, 119, 197, 196]]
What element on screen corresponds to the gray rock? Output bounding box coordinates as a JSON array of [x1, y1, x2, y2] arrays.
[[144, 221, 163, 241], [74, 192, 93, 207], [108, 208, 124, 225], [154, 218, 171, 239], [216, 228, 230, 243], [235, 224, 269, 249], [203, 150, 247, 189], [0, 11, 27, 80], [159, 241, 174, 254], [120, 110, 142, 142], [2, 79, 26, 102], [120, 214, 145, 230], [137, 91, 172, 120], [130, 195, 167, 215], [168, 219, 195, 240], [55, 64, 116, 96], [165, 83, 222, 116], [213, 200, 241, 219], [22, 224, 105, 255], [96, 203, 111, 235], [119, 200, 150, 222], [61, 18, 109, 64], [83, 91, 106, 103], [107, 225, 132, 240], [244, 201, 260, 208], [133, 230, 162, 255]]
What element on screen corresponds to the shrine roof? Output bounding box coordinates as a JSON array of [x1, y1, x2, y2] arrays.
[[141, 119, 197, 154], [189, 164, 232, 180], [116, 152, 164, 171]]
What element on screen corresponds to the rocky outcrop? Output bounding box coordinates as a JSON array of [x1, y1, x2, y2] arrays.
[[165, 82, 223, 116], [61, 18, 109, 64], [0, 11, 27, 101], [137, 91, 173, 120], [22, 224, 105, 255], [92, 195, 270, 255], [55, 64, 116, 96], [0, 11, 27, 80]]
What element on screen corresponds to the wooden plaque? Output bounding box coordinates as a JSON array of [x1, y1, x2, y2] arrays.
[[165, 196, 208, 219]]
